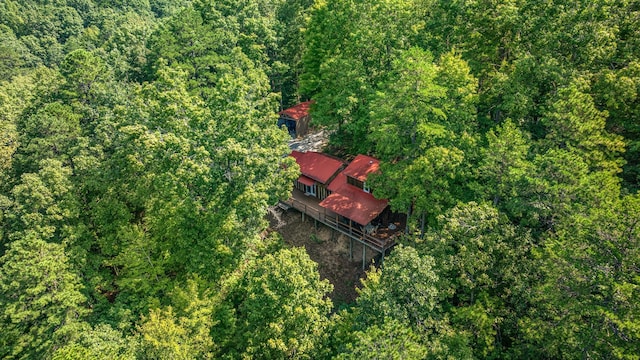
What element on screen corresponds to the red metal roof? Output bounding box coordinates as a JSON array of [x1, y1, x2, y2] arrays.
[[322, 158, 388, 225], [342, 154, 380, 182], [290, 151, 344, 184], [327, 171, 346, 193], [319, 183, 388, 225], [297, 175, 315, 186], [320, 154, 388, 225], [279, 101, 314, 121]]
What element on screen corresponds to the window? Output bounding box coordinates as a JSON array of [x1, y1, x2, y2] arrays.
[[348, 176, 370, 192], [347, 176, 365, 189], [305, 184, 316, 196]]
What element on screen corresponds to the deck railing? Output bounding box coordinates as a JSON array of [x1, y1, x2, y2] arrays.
[[281, 197, 396, 253]]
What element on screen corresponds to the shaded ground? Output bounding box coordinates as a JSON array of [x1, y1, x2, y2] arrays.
[[288, 128, 330, 152], [268, 208, 378, 306]]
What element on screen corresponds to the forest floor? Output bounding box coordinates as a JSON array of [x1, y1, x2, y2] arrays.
[[288, 128, 330, 152], [268, 208, 378, 306]]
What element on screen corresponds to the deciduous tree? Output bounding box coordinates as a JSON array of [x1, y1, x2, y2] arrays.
[[219, 247, 332, 359]]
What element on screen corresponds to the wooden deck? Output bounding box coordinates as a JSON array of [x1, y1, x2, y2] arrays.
[[280, 189, 401, 264]]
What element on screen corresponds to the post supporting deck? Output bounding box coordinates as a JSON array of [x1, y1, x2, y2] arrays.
[[362, 244, 366, 269], [349, 238, 353, 260], [282, 195, 397, 271]]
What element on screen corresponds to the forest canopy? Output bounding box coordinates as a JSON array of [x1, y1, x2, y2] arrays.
[[1, 0, 639, 359]]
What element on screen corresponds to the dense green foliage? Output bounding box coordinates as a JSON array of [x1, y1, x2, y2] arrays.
[[1, 0, 638, 358]]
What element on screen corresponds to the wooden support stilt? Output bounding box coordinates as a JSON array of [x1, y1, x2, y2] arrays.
[[362, 244, 366, 269], [349, 238, 353, 260], [314, 219, 318, 230], [380, 249, 385, 266], [302, 212, 305, 222]]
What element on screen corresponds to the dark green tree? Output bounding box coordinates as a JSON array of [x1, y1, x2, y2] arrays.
[[475, 119, 532, 211], [368, 48, 476, 233], [301, 0, 426, 153], [542, 78, 625, 174], [593, 61, 640, 189], [274, 0, 314, 107], [341, 245, 473, 359], [0, 235, 88, 359], [420, 202, 535, 357], [521, 193, 640, 359], [0, 25, 40, 81]]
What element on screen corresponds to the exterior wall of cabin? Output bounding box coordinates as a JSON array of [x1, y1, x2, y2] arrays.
[[347, 176, 364, 189], [294, 180, 331, 200], [347, 175, 370, 192], [317, 184, 330, 200], [294, 179, 308, 193], [295, 115, 310, 138]]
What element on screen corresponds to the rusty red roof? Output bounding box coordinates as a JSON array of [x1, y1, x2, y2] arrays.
[[327, 171, 346, 193], [279, 101, 314, 121], [290, 151, 344, 184], [297, 175, 315, 186], [319, 183, 388, 225], [342, 154, 380, 182], [322, 157, 388, 225]]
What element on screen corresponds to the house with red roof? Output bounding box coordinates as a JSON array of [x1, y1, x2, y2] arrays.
[[289, 151, 390, 226], [320, 155, 388, 226], [290, 150, 345, 200], [283, 152, 404, 267], [278, 101, 313, 138]]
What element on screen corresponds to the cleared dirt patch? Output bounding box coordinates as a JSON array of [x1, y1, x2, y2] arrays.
[[268, 208, 378, 306]]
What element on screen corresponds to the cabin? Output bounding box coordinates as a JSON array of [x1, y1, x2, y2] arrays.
[[282, 152, 404, 268], [277, 101, 313, 138], [319, 155, 388, 228], [290, 151, 344, 201]]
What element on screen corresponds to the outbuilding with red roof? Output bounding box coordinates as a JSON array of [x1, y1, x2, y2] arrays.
[[278, 101, 314, 138]]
